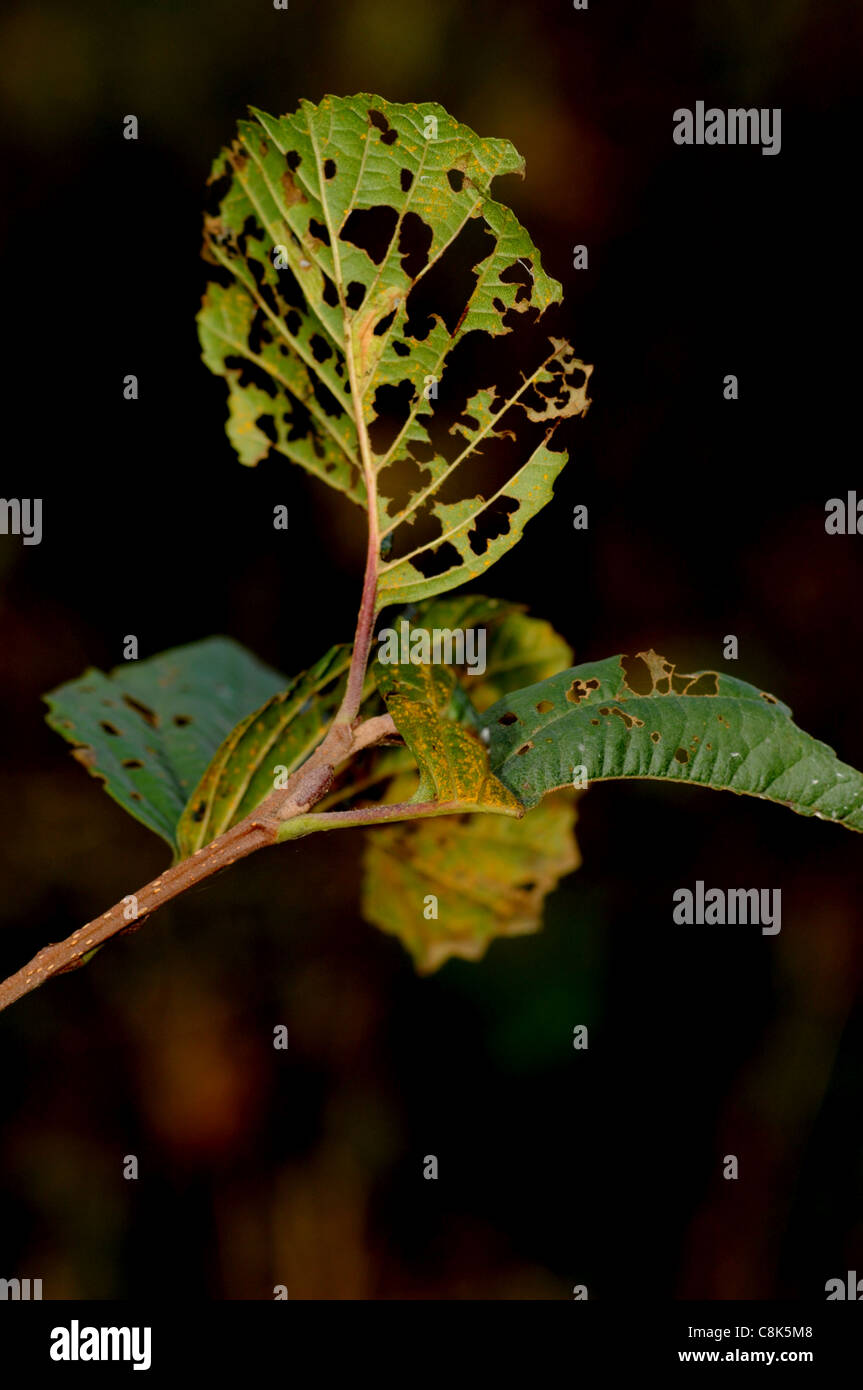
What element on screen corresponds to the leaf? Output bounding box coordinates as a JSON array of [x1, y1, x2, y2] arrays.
[[200, 95, 591, 603], [358, 599, 577, 967], [374, 659, 522, 816], [362, 790, 579, 972], [483, 648, 863, 831], [44, 639, 288, 849], [381, 592, 572, 700], [175, 645, 353, 858]]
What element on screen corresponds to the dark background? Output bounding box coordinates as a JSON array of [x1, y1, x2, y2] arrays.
[[1, 0, 862, 1298]]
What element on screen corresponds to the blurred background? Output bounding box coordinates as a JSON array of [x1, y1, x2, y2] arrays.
[[1, 0, 862, 1298]]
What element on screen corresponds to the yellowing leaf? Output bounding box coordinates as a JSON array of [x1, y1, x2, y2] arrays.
[[362, 791, 580, 971], [375, 660, 522, 816]]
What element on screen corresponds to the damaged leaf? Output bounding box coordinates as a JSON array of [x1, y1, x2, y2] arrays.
[[200, 95, 591, 603], [484, 648, 863, 831]]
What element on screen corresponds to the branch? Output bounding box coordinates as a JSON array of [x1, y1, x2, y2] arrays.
[[0, 713, 396, 1015]]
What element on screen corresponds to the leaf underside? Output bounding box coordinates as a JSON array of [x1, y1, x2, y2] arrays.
[[44, 639, 288, 848], [199, 94, 592, 607], [362, 789, 580, 972], [485, 649, 863, 832], [175, 644, 353, 859], [374, 658, 522, 816]]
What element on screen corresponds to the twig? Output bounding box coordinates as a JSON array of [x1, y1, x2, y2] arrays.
[[0, 713, 396, 1015]]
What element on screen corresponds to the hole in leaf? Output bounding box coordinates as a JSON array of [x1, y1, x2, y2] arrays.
[[398, 212, 433, 279], [378, 456, 432, 518], [368, 379, 415, 455], [345, 280, 366, 310], [341, 206, 399, 266], [620, 654, 655, 696], [100, 721, 121, 736], [308, 217, 331, 247], [468, 495, 519, 555], [500, 259, 534, 304], [515, 742, 533, 755], [310, 333, 333, 362], [447, 168, 465, 191], [373, 309, 397, 337], [410, 540, 462, 580], [121, 695, 159, 728], [311, 377, 345, 419], [403, 218, 496, 338], [323, 158, 337, 179], [122, 758, 144, 769], [255, 413, 277, 443], [498, 712, 518, 726], [223, 356, 278, 398], [400, 168, 413, 192]]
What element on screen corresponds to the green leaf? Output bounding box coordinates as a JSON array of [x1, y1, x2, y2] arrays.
[[44, 639, 288, 849], [175, 644, 353, 858], [375, 659, 522, 816], [200, 95, 591, 603], [484, 648, 863, 831], [362, 789, 580, 972]]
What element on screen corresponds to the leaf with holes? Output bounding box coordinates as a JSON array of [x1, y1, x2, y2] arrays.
[[199, 94, 591, 603], [362, 788, 580, 972], [484, 649, 863, 831], [44, 639, 288, 849]]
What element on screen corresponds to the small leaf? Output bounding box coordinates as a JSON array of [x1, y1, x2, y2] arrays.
[[375, 659, 522, 816], [176, 645, 353, 857], [44, 639, 288, 849], [484, 648, 863, 831], [362, 789, 579, 971]]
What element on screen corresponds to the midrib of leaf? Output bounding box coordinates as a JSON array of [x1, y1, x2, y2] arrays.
[[378, 341, 565, 540]]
